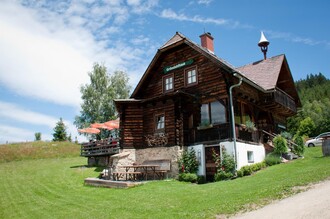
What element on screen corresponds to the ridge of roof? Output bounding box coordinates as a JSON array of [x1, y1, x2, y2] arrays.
[[160, 32, 186, 49]]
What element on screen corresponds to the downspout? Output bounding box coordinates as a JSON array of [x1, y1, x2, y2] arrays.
[[229, 73, 243, 170]]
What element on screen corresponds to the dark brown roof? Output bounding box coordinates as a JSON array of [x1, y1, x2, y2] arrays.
[[236, 55, 284, 91]]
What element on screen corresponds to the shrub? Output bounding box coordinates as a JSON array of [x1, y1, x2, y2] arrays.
[[241, 165, 253, 176], [265, 152, 282, 166], [236, 169, 244, 178], [212, 146, 236, 181], [293, 135, 305, 156], [178, 148, 199, 174], [178, 173, 198, 183], [197, 175, 207, 184], [237, 161, 267, 178], [214, 171, 234, 181], [273, 135, 288, 155]]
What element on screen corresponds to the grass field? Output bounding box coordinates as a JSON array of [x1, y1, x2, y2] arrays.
[[0, 142, 329, 218]]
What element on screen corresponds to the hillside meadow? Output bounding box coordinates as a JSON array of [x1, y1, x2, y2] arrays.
[[0, 141, 330, 218]]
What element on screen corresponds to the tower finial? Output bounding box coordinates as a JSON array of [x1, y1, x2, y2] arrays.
[[258, 31, 270, 60]]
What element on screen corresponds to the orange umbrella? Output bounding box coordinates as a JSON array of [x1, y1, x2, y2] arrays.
[[104, 119, 120, 129], [78, 127, 100, 134], [90, 123, 108, 129]]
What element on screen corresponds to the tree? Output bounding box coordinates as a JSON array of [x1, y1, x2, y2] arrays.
[[53, 118, 68, 141], [288, 73, 330, 137], [297, 117, 315, 137], [74, 63, 131, 139], [34, 132, 41, 141]]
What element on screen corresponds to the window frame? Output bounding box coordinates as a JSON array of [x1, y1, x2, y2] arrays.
[[163, 74, 174, 93], [247, 151, 254, 163], [201, 100, 227, 125], [155, 114, 165, 131], [184, 66, 198, 87]]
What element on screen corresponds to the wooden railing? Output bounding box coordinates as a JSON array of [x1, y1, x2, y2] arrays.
[[263, 88, 297, 113], [193, 123, 260, 144], [81, 139, 120, 157]]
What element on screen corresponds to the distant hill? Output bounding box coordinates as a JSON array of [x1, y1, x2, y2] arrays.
[[0, 141, 80, 163]]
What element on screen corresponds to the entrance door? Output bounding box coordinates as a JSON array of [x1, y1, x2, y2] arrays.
[[205, 146, 219, 182]]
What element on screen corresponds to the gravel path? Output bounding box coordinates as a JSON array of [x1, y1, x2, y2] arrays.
[[231, 179, 330, 219]]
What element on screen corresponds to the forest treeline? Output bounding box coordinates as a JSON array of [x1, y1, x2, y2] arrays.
[[288, 72, 330, 137]]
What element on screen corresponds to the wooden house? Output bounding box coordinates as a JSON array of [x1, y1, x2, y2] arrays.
[[113, 32, 300, 179]]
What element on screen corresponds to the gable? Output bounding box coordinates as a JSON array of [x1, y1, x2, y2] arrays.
[[237, 54, 301, 106]]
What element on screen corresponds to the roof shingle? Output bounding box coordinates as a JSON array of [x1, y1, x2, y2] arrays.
[[236, 55, 284, 91]]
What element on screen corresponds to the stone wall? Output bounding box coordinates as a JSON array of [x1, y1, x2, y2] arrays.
[[109, 146, 182, 179], [135, 146, 182, 178]]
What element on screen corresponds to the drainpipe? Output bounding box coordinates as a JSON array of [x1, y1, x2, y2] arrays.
[[229, 73, 243, 170]]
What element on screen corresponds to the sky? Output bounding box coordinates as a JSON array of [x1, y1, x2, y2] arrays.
[[0, 0, 329, 144]]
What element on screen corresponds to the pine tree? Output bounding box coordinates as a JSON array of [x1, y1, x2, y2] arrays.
[[53, 118, 67, 141]]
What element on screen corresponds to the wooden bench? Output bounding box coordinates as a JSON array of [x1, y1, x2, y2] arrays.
[[141, 159, 171, 180], [113, 171, 142, 181]]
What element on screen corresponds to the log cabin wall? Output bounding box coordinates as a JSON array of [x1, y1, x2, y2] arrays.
[[143, 99, 176, 147], [133, 44, 229, 101], [129, 44, 234, 148], [120, 103, 143, 149]]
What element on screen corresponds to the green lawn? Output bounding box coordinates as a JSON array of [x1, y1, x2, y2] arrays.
[[0, 145, 329, 219]]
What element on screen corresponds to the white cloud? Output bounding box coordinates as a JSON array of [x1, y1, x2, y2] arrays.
[[160, 8, 230, 26], [0, 101, 86, 143], [0, 125, 35, 143], [0, 0, 159, 108], [0, 101, 57, 128], [0, 0, 159, 143], [197, 0, 213, 5], [266, 30, 330, 47]]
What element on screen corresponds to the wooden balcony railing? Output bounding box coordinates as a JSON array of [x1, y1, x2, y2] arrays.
[[81, 139, 120, 157], [263, 88, 297, 113]]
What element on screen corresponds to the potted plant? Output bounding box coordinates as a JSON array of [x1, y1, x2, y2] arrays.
[[197, 120, 213, 130], [244, 120, 257, 132]]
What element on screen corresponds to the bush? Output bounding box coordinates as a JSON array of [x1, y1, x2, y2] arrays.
[[197, 175, 207, 184], [178, 148, 199, 174], [237, 161, 267, 178], [241, 165, 253, 176], [265, 152, 282, 166], [178, 173, 198, 183], [214, 171, 234, 181], [213, 145, 236, 181], [293, 135, 305, 156], [236, 169, 244, 178], [273, 135, 288, 155]]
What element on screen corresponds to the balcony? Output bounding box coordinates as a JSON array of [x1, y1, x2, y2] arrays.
[[81, 139, 120, 157], [187, 123, 259, 145], [262, 88, 297, 115], [262, 88, 297, 116]]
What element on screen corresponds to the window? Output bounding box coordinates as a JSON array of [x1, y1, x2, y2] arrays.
[[247, 151, 254, 163], [185, 67, 198, 86], [211, 101, 226, 124], [235, 101, 253, 124], [201, 103, 210, 125], [163, 75, 174, 92], [200, 101, 227, 125], [156, 115, 165, 130]]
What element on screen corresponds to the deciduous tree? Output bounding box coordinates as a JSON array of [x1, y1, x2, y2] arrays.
[[74, 63, 131, 139]]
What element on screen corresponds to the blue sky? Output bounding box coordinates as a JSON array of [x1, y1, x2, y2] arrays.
[[0, 0, 329, 143]]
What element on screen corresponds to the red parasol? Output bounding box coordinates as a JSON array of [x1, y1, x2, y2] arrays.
[[90, 123, 108, 129], [104, 119, 120, 129], [78, 127, 100, 134]]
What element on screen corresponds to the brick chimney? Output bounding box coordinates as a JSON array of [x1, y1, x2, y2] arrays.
[[200, 32, 214, 53]]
